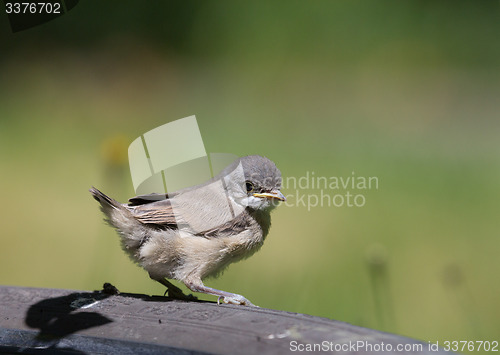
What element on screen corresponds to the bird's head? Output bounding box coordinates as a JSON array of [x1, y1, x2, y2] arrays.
[[222, 155, 285, 211]]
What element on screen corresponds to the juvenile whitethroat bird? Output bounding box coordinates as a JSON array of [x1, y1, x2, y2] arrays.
[[90, 155, 285, 306]]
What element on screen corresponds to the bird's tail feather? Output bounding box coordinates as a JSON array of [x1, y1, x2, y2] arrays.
[[89, 186, 121, 210], [90, 186, 146, 255]]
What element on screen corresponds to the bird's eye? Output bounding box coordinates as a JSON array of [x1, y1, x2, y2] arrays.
[[245, 181, 254, 192]]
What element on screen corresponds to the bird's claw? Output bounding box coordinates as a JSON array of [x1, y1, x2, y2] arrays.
[[217, 295, 257, 307]]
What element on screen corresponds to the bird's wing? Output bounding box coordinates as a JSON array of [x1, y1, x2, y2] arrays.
[[127, 189, 254, 237], [194, 211, 251, 238], [128, 199, 179, 228], [129, 197, 254, 237]]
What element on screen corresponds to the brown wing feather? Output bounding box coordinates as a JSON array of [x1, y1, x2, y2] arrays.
[[128, 193, 255, 238], [128, 199, 178, 228]]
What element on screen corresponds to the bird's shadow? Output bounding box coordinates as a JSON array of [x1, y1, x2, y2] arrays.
[[24, 290, 114, 342], [24, 283, 210, 343]]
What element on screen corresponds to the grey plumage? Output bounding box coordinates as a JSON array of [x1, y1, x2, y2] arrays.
[[90, 155, 285, 306]]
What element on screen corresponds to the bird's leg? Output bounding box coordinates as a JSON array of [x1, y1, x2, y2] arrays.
[[184, 279, 257, 306], [148, 273, 197, 301]]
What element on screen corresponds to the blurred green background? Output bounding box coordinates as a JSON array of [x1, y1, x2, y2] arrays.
[[1, 0, 499, 349]]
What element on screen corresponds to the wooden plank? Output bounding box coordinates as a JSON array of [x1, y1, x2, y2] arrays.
[[0, 286, 453, 354]]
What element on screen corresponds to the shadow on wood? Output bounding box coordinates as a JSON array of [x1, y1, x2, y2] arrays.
[[0, 285, 453, 354]]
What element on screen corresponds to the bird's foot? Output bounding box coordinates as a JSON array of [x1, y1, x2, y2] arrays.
[[164, 285, 198, 301], [217, 295, 257, 307]]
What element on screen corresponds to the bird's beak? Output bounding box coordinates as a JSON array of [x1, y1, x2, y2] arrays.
[[253, 190, 286, 201]]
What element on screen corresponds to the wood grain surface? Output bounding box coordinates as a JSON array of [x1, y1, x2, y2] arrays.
[[0, 286, 453, 354]]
